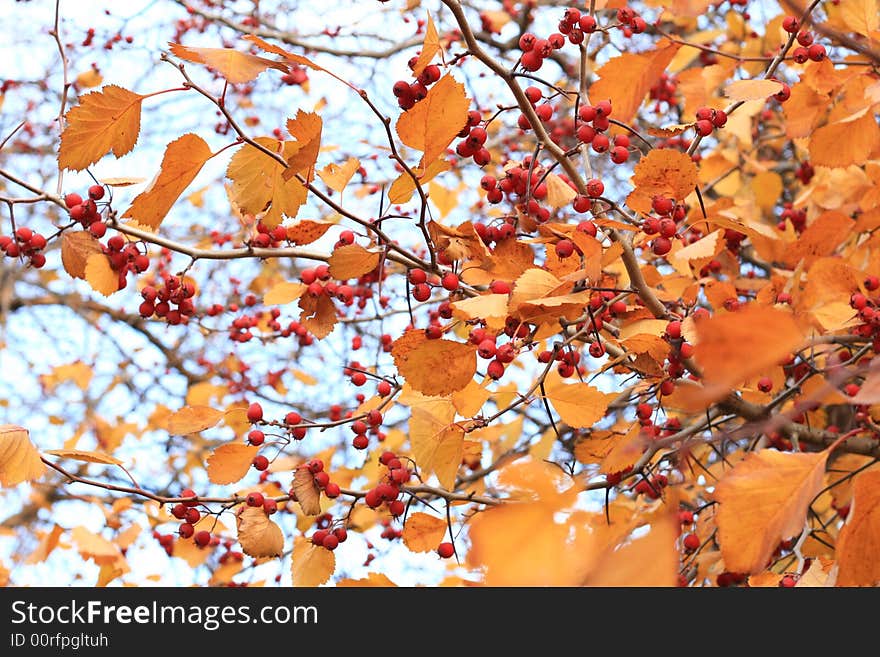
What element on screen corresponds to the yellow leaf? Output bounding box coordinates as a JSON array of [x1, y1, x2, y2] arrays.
[[99, 176, 146, 187], [206, 443, 258, 485], [76, 69, 103, 88], [84, 253, 120, 296], [752, 171, 782, 211], [337, 572, 398, 586], [121, 134, 212, 229], [285, 219, 334, 245], [71, 526, 122, 565], [541, 370, 615, 429], [412, 13, 440, 77], [544, 173, 577, 209], [428, 180, 458, 218], [694, 305, 804, 400], [600, 424, 648, 475], [291, 537, 335, 586], [328, 244, 381, 280], [714, 449, 828, 574], [836, 470, 880, 586], [451, 293, 509, 331], [292, 465, 322, 515], [627, 148, 699, 213], [409, 403, 464, 490], [40, 361, 93, 392], [590, 41, 681, 125], [226, 137, 307, 228], [236, 505, 284, 558], [244, 35, 345, 85], [392, 330, 476, 397], [451, 378, 491, 417], [784, 82, 828, 139], [61, 231, 103, 280], [263, 281, 306, 305], [809, 110, 880, 169], [59, 85, 144, 171], [669, 229, 723, 273], [298, 293, 337, 339], [839, 0, 879, 37], [388, 157, 450, 204], [283, 111, 322, 181], [396, 73, 469, 164], [723, 79, 783, 102], [168, 43, 287, 83], [26, 525, 64, 564], [317, 157, 359, 193], [402, 512, 447, 552], [44, 449, 122, 466], [167, 405, 224, 434], [0, 425, 44, 487]]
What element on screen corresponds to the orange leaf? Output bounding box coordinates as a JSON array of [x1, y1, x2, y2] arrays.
[[388, 158, 450, 204], [226, 137, 307, 228], [291, 537, 335, 586], [391, 330, 476, 396], [206, 443, 258, 485], [402, 512, 447, 552], [337, 572, 398, 587], [59, 85, 144, 171], [714, 449, 828, 574], [451, 293, 509, 331], [283, 110, 322, 181], [836, 470, 880, 586], [236, 505, 284, 558], [61, 231, 103, 280], [298, 293, 337, 339], [694, 305, 804, 400], [168, 43, 287, 84], [292, 465, 322, 515], [263, 281, 306, 305], [71, 526, 122, 565], [590, 41, 680, 125], [244, 34, 352, 89], [544, 173, 577, 209], [541, 370, 615, 429], [410, 406, 464, 490], [628, 149, 699, 215], [84, 253, 121, 296], [122, 134, 212, 229], [0, 425, 45, 487], [396, 73, 469, 164], [317, 157, 359, 193], [328, 244, 381, 280], [167, 405, 224, 434], [412, 14, 441, 77], [285, 219, 334, 245], [723, 79, 783, 102], [44, 449, 122, 466], [809, 110, 880, 169]]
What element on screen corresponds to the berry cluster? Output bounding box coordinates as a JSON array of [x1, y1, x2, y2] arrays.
[[392, 59, 441, 111], [104, 234, 150, 290], [362, 451, 413, 516], [251, 222, 289, 248], [311, 524, 348, 551], [633, 472, 668, 499], [139, 274, 195, 324], [575, 99, 629, 162], [65, 185, 106, 234], [516, 85, 556, 132], [693, 105, 728, 137], [171, 488, 203, 540], [454, 110, 490, 166], [782, 16, 827, 63], [641, 195, 687, 257], [0, 227, 47, 268]]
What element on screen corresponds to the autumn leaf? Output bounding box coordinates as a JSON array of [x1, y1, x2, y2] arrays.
[[168, 43, 287, 84], [298, 293, 337, 339], [263, 281, 306, 305], [402, 512, 447, 552], [206, 443, 258, 485], [285, 219, 334, 245], [226, 137, 307, 228], [590, 41, 680, 125], [167, 405, 224, 434], [317, 157, 359, 193], [694, 304, 804, 400], [388, 158, 450, 204], [292, 465, 322, 515], [283, 110, 322, 181], [723, 79, 783, 102], [541, 370, 615, 429], [71, 526, 123, 565], [327, 244, 381, 280], [236, 505, 284, 558], [451, 293, 509, 331], [836, 470, 880, 586], [412, 14, 440, 77], [714, 449, 828, 574], [121, 134, 212, 229], [396, 73, 469, 164], [337, 573, 398, 587], [59, 85, 144, 171], [291, 537, 335, 587], [0, 425, 45, 487], [44, 449, 122, 466], [627, 148, 699, 213], [84, 253, 120, 296], [61, 231, 103, 280], [391, 330, 476, 396], [809, 110, 880, 169], [410, 406, 464, 490]]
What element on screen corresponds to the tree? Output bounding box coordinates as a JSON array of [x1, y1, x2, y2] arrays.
[[0, 0, 878, 588]]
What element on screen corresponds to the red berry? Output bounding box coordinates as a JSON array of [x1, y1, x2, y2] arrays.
[[591, 133, 610, 153], [437, 542, 455, 558], [782, 16, 799, 33], [194, 530, 211, 547], [172, 503, 187, 520], [477, 338, 497, 359], [252, 455, 269, 471], [441, 272, 459, 291], [64, 192, 83, 208], [248, 429, 265, 446], [322, 534, 339, 550], [308, 459, 324, 473], [333, 527, 348, 543], [388, 499, 405, 516], [179, 523, 195, 539], [181, 489, 198, 506], [325, 482, 341, 498], [695, 119, 714, 137], [555, 239, 575, 258], [586, 178, 604, 197], [246, 492, 265, 507], [351, 371, 367, 386], [263, 498, 278, 514], [757, 377, 773, 393], [314, 471, 330, 488], [412, 283, 431, 302], [682, 533, 701, 551], [285, 411, 302, 425], [364, 489, 382, 508], [377, 380, 392, 396], [312, 529, 328, 546], [666, 320, 682, 339], [807, 43, 826, 62], [652, 236, 672, 256], [246, 402, 263, 423], [352, 434, 369, 449], [408, 269, 427, 285], [487, 359, 505, 380]]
